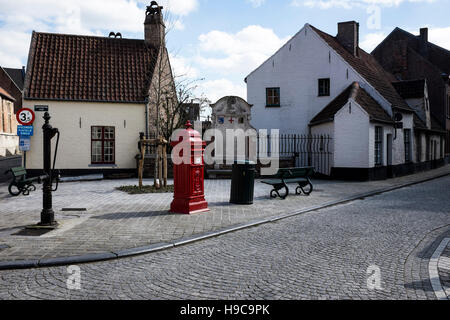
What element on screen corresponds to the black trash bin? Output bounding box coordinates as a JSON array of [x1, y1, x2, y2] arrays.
[[230, 160, 256, 205]]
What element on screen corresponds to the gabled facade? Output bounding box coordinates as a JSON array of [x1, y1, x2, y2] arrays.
[[372, 27, 450, 160], [0, 86, 19, 157], [246, 22, 411, 136], [23, 2, 176, 176], [392, 79, 445, 165], [246, 21, 444, 180]]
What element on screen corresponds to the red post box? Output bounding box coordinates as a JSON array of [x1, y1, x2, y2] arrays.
[[170, 121, 209, 214]]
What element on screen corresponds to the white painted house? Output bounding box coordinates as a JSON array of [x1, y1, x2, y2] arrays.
[[246, 21, 445, 180]]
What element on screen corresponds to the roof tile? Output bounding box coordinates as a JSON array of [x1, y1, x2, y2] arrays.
[[25, 32, 158, 103], [310, 82, 392, 125], [310, 25, 412, 112]]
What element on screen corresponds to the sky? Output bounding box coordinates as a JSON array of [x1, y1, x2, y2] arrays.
[[1, 0, 449, 105]]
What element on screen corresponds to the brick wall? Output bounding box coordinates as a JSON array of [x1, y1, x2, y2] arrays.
[[0, 68, 22, 112]]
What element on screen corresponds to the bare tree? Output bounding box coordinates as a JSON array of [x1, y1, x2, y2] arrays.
[[147, 7, 208, 141], [145, 5, 209, 188]]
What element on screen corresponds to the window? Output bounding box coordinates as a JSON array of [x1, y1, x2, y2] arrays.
[[447, 130, 450, 155], [318, 78, 330, 97], [91, 126, 115, 164], [266, 88, 280, 107], [375, 126, 383, 166], [447, 95, 450, 119], [416, 134, 422, 162], [404, 129, 411, 163]]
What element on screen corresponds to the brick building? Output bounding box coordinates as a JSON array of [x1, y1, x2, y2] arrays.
[[372, 27, 450, 162]]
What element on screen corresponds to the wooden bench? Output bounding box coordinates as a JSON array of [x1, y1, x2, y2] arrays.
[[261, 167, 314, 199], [4, 167, 45, 196]]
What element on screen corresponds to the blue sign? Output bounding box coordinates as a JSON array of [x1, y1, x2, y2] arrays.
[[17, 125, 34, 137], [19, 137, 31, 151]]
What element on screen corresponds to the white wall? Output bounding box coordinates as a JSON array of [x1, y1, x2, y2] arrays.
[[310, 121, 334, 169], [25, 101, 145, 170], [334, 101, 370, 168], [368, 112, 414, 167], [0, 133, 19, 157], [246, 24, 392, 135]]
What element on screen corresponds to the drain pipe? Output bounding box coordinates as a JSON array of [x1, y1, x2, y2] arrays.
[[145, 98, 149, 139]]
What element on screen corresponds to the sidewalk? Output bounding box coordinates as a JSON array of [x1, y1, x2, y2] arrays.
[[0, 165, 449, 269]]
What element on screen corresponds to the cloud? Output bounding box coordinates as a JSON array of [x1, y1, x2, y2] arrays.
[[155, 0, 198, 16], [246, 0, 266, 7], [198, 79, 246, 103], [0, 30, 31, 67], [170, 53, 199, 78], [428, 27, 450, 51], [291, 0, 436, 9], [360, 32, 387, 51], [408, 26, 450, 51], [0, 0, 198, 68], [195, 25, 291, 75]]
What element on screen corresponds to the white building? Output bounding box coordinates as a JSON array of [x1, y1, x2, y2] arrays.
[[23, 2, 176, 177], [246, 21, 445, 180]]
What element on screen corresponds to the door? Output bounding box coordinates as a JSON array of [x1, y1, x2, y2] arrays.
[[387, 134, 393, 166]]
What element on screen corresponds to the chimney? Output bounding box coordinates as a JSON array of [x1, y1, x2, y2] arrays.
[[420, 28, 428, 42], [144, 1, 165, 47], [337, 21, 359, 56], [419, 27, 429, 57]]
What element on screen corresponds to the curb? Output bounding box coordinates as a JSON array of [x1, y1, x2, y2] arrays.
[[1, 171, 449, 271], [429, 238, 450, 300]]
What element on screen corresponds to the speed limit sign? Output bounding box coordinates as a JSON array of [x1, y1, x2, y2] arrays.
[[16, 108, 35, 126]]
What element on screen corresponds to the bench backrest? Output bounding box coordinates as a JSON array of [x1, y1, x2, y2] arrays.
[[275, 167, 314, 179], [11, 167, 27, 178]]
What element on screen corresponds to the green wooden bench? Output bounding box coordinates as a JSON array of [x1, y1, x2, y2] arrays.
[[4, 167, 45, 196], [261, 167, 314, 199]]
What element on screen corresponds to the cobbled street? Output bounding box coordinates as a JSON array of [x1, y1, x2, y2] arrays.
[[0, 175, 449, 300]]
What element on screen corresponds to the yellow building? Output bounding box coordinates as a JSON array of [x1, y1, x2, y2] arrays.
[[23, 2, 175, 177]]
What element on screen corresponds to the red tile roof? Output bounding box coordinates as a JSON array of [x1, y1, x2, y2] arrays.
[[0, 86, 15, 101], [24, 32, 159, 103], [310, 25, 412, 113], [310, 82, 392, 125]]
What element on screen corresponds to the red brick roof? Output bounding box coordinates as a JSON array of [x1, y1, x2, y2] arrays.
[[0, 86, 15, 101], [310, 82, 392, 125], [24, 32, 159, 103], [310, 25, 412, 113]]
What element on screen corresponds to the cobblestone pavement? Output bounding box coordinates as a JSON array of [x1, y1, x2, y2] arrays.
[[438, 241, 450, 298], [0, 165, 449, 262], [0, 175, 449, 300]]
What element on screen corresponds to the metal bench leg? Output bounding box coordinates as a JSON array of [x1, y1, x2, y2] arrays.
[[8, 183, 21, 197], [270, 183, 289, 200], [298, 180, 313, 196]]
